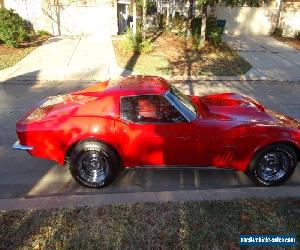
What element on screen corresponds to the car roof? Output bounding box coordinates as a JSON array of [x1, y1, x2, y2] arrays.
[[105, 75, 170, 96]]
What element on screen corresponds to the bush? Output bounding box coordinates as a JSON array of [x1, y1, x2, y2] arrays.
[[156, 13, 166, 30], [191, 17, 202, 38], [295, 31, 300, 40], [171, 12, 186, 32], [120, 28, 153, 54], [36, 30, 51, 37], [206, 16, 222, 46], [205, 16, 218, 37], [146, 0, 157, 15], [0, 8, 28, 47], [191, 17, 202, 49], [273, 27, 283, 36], [208, 27, 222, 46]]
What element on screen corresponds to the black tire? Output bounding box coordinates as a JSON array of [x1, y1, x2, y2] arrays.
[[69, 140, 121, 188], [247, 143, 298, 186]]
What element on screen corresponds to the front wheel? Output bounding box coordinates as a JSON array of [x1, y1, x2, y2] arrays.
[[247, 143, 298, 186], [69, 140, 121, 188]]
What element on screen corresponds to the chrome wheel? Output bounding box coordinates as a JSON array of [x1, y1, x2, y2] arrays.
[[79, 151, 109, 184], [257, 150, 291, 182]]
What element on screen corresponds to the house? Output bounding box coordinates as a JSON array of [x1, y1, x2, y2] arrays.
[[1, 0, 299, 37], [155, 0, 300, 37], [0, 0, 132, 36], [156, 0, 191, 17]]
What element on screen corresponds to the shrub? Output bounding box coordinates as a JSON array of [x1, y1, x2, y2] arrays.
[[120, 28, 153, 54], [205, 16, 222, 46], [208, 27, 222, 46], [295, 31, 300, 40], [140, 38, 153, 54], [191, 17, 202, 49], [191, 17, 202, 38], [205, 16, 218, 37], [146, 0, 157, 15], [273, 27, 283, 36], [171, 12, 186, 32], [0, 8, 28, 47], [36, 30, 51, 37], [156, 13, 166, 30]]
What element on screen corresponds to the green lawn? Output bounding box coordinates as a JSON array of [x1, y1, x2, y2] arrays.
[[1, 198, 299, 249]]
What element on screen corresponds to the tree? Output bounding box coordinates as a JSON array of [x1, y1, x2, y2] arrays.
[[186, 0, 194, 37], [142, 0, 146, 39], [195, 0, 270, 47]]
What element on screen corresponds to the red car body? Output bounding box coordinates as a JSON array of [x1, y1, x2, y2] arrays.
[[15, 76, 300, 173]]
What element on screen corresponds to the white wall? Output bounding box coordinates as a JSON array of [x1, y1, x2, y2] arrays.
[[280, 8, 300, 37], [4, 0, 43, 30], [217, 4, 300, 37], [216, 6, 276, 36], [46, 4, 116, 36], [3, 0, 118, 36]]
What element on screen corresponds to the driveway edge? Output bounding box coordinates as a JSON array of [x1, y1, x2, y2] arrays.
[[0, 186, 299, 211]]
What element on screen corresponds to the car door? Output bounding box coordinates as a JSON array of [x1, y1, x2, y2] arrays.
[[114, 94, 209, 167]]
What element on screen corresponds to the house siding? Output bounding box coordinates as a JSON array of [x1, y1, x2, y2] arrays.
[[216, 0, 300, 37], [2, 0, 118, 36], [3, 0, 43, 30]]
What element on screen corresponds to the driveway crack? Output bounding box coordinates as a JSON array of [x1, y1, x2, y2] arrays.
[[67, 35, 82, 66]]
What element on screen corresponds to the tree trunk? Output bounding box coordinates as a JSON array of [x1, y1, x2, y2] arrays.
[[199, 5, 207, 48], [142, 0, 147, 40], [185, 0, 193, 37], [132, 0, 137, 34], [275, 0, 283, 29]]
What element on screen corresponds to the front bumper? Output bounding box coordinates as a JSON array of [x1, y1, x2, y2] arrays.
[[12, 140, 34, 151]]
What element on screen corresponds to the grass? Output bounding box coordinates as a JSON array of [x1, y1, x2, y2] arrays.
[[113, 33, 252, 77], [0, 198, 299, 249], [0, 46, 36, 70], [0, 34, 50, 70]]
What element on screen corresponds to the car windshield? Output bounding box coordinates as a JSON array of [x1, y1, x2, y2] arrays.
[[166, 85, 198, 121]]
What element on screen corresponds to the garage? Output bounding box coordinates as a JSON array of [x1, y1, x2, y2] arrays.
[[45, 0, 118, 36]]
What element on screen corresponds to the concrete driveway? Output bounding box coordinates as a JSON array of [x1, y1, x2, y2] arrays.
[[0, 79, 299, 199], [0, 35, 124, 82], [224, 35, 300, 81]]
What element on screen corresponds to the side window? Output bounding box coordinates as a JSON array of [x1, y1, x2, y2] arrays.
[[121, 95, 186, 123]]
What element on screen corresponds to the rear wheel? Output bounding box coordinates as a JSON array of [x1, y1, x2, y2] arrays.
[[69, 140, 121, 188], [247, 143, 297, 186]]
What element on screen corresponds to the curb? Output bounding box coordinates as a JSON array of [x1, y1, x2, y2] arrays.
[[2, 72, 299, 83], [0, 186, 299, 211]]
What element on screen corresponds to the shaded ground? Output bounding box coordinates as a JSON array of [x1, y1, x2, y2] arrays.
[[0, 198, 299, 249], [0, 35, 50, 70], [113, 33, 252, 77], [273, 35, 300, 51]]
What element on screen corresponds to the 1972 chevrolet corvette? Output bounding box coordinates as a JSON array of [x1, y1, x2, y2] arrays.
[[14, 76, 300, 188]]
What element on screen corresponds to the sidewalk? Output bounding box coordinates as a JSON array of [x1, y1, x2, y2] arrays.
[[223, 35, 300, 81], [0, 186, 299, 211]]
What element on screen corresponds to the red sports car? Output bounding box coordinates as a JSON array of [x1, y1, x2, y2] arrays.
[[14, 76, 300, 188]]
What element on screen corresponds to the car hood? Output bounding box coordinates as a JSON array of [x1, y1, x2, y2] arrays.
[[196, 93, 300, 129]]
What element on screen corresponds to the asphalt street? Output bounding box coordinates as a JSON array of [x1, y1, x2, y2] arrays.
[[0, 79, 299, 199]]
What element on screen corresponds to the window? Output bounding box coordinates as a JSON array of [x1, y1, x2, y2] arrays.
[[121, 95, 186, 123], [170, 85, 197, 116]]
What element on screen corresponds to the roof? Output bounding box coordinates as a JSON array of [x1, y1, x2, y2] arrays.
[[106, 75, 170, 96]]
